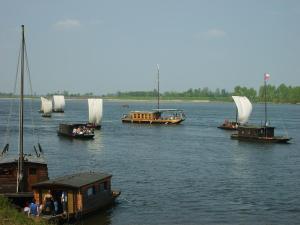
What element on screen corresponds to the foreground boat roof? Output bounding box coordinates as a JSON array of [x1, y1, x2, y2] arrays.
[[32, 171, 112, 189]]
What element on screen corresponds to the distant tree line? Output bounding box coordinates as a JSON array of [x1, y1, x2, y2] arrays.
[[1, 84, 300, 103], [104, 84, 300, 103]]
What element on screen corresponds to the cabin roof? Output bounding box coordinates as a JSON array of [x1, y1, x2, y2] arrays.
[[152, 109, 184, 112], [0, 155, 47, 165], [239, 125, 275, 129], [32, 172, 111, 189]]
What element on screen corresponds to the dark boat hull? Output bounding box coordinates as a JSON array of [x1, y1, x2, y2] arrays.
[[57, 132, 94, 139], [231, 134, 291, 143]]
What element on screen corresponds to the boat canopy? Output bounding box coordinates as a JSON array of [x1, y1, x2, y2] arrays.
[[53, 95, 65, 111], [232, 96, 252, 124], [88, 99, 103, 125]]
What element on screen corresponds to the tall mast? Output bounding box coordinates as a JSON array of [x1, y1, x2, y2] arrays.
[[264, 76, 267, 127], [157, 64, 160, 110], [17, 25, 25, 193]]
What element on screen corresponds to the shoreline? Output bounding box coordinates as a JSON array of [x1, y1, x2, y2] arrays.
[[0, 96, 299, 104]]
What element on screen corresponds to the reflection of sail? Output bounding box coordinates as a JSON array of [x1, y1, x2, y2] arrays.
[[88, 99, 103, 125], [232, 96, 252, 124], [53, 95, 65, 112]]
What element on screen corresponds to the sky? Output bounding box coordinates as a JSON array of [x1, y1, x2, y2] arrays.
[[0, 0, 300, 95]]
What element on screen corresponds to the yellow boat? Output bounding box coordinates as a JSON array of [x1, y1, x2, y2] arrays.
[[122, 109, 185, 124]]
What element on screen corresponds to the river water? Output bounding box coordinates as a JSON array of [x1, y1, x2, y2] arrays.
[[0, 99, 299, 225]]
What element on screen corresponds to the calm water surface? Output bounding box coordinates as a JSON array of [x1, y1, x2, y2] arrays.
[[0, 99, 299, 225]]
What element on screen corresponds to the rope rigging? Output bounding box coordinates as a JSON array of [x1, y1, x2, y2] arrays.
[[2, 27, 43, 158]]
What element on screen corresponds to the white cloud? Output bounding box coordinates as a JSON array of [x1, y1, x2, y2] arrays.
[[196, 28, 227, 39], [53, 19, 81, 30]]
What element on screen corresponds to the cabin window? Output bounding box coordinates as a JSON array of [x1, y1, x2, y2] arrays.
[[29, 168, 37, 175], [104, 181, 108, 190], [134, 114, 137, 119], [0, 169, 12, 175]]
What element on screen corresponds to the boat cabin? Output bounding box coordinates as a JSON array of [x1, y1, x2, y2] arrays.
[[236, 125, 275, 138], [57, 123, 94, 139], [32, 172, 120, 219], [0, 157, 48, 194]]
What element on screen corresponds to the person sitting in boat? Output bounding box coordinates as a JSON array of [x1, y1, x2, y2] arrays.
[[72, 128, 77, 134]]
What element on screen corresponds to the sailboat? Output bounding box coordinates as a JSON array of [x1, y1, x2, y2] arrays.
[[121, 64, 185, 124], [86, 98, 103, 129], [52, 95, 65, 113], [218, 96, 252, 130], [0, 25, 48, 206], [40, 97, 52, 117], [231, 73, 291, 143]]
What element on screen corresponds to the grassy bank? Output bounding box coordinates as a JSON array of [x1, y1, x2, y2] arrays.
[[0, 196, 48, 225]]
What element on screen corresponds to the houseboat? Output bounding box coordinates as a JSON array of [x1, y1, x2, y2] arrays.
[[218, 96, 252, 130], [57, 123, 95, 139], [230, 73, 291, 143], [122, 109, 185, 124], [0, 25, 49, 207], [32, 172, 120, 221]]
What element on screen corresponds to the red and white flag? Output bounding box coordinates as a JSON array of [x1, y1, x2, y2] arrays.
[[264, 73, 270, 81]]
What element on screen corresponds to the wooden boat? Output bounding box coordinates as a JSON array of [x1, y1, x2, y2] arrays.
[[40, 97, 52, 117], [122, 109, 185, 124], [32, 171, 120, 221], [122, 64, 185, 124], [86, 98, 103, 130], [231, 125, 291, 143], [231, 73, 291, 143], [0, 25, 49, 207], [52, 95, 65, 113], [218, 96, 252, 130], [57, 123, 95, 139]]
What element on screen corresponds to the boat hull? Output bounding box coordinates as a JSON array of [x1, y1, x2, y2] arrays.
[[57, 132, 94, 139], [231, 134, 291, 143], [122, 118, 184, 124]]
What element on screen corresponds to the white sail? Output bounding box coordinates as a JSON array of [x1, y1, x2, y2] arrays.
[[43, 98, 52, 114], [40, 97, 46, 112], [88, 99, 103, 125], [232, 96, 252, 124], [41, 97, 52, 114], [53, 95, 65, 112]]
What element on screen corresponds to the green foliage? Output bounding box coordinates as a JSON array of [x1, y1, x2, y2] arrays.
[[0, 196, 48, 225]]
